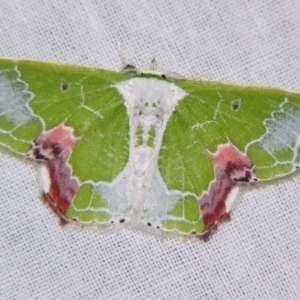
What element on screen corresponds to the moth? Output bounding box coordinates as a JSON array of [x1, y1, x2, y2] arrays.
[[1, 48, 299, 240]]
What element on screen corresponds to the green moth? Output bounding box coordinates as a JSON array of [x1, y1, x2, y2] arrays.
[[0, 53, 299, 240]]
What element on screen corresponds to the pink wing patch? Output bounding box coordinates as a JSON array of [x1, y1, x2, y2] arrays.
[[27, 124, 79, 220], [199, 143, 257, 237]]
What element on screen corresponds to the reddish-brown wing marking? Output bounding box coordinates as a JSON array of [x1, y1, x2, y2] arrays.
[[199, 143, 258, 237], [27, 124, 79, 220]]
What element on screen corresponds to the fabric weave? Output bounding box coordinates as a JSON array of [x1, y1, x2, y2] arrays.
[[0, 1, 299, 299]]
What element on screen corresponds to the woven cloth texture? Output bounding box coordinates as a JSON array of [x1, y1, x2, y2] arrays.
[[0, 1, 299, 299]]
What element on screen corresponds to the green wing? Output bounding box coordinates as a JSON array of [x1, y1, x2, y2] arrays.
[[1, 59, 299, 238], [0, 59, 131, 223], [155, 80, 300, 235]]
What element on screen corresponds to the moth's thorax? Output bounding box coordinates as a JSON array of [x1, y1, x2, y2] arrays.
[[115, 78, 187, 212]]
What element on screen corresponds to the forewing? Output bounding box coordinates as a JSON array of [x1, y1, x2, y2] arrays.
[[155, 80, 300, 236]]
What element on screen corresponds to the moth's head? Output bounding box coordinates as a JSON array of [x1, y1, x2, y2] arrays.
[[120, 63, 186, 82], [118, 43, 186, 82]]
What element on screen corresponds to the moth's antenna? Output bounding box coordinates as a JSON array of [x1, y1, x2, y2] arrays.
[[117, 42, 128, 66], [150, 57, 157, 70], [117, 43, 139, 76], [192, 71, 210, 80]]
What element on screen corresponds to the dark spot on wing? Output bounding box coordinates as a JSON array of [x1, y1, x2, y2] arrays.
[[231, 100, 241, 111], [61, 81, 69, 91], [226, 162, 243, 175], [51, 144, 62, 156], [33, 148, 49, 161], [232, 103, 239, 110], [233, 170, 251, 182]]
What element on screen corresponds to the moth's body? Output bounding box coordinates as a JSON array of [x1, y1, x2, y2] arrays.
[[115, 78, 187, 220]]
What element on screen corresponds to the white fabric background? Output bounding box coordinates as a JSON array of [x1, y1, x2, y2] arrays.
[[0, 1, 299, 299]]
